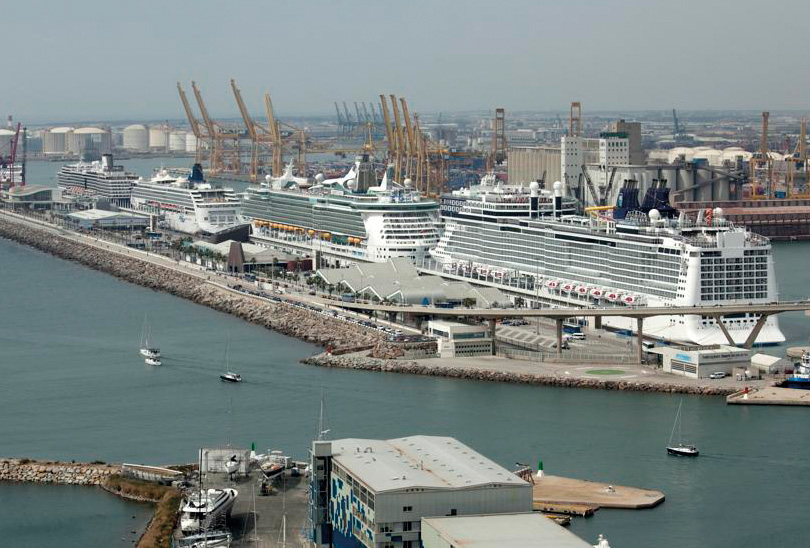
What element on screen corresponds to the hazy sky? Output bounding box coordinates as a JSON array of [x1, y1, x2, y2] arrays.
[[5, 0, 809, 123]]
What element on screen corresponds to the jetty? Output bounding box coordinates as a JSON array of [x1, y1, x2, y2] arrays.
[[533, 475, 665, 512], [727, 386, 810, 406]]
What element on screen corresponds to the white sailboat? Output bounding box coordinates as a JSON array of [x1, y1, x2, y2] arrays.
[[139, 314, 161, 360], [666, 400, 699, 457]]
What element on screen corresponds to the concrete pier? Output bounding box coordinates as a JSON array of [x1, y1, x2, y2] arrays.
[[533, 475, 665, 510], [727, 386, 810, 406]]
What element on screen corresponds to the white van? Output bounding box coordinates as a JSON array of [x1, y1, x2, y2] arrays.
[[570, 332, 586, 340]]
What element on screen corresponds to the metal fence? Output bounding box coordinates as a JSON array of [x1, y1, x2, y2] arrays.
[[497, 347, 633, 364]]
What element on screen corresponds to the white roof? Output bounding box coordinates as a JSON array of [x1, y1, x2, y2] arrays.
[[68, 209, 143, 221], [750, 353, 784, 366], [74, 127, 107, 134], [330, 435, 528, 493], [422, 513, 592, 548], [50, 126, 74, 133]]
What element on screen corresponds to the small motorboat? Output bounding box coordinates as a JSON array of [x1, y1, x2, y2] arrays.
[[145, 356, 162, 366], [220, 372, 242, 383], [224, 455, 240, 475]]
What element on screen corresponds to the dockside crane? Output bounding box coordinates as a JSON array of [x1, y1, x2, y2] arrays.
[[379, 95, 396, 166], [191, 81, 241, 175], [231, 79, 276, 182], [389, 95, 407, 180], [750, 111, 773, 198], [264, 92, 284, 177], [177, 82, 209, 164], [787, 118, 808, 197], [399, 97, 417, 181]]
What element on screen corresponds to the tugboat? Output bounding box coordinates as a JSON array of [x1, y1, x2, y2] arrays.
[[666, 400, 699, 457], [783, 351, 810, 389], [219, 372, 241, 383]]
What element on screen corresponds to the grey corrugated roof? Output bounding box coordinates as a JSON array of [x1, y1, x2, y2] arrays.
[[422, 513, 593, 547], [331, 435, 528, 494]]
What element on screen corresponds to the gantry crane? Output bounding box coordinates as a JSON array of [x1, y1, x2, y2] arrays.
[[787, 118, 808, 197], [750, 111, 773, 198], [231, 79, 278, 182], [191, 81, 242, 175]]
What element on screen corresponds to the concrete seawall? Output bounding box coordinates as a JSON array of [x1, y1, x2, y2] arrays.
[[0, 216, 383, 351], [0, 457, 117, 486], [302, 353, 739, 396]]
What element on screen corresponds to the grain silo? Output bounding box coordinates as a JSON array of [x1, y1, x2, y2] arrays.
[[169, 130, 187, 152], [123, 124, 149, 152]]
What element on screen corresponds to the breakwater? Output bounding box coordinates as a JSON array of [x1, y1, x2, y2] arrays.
[[0, 216, 383, 350], [302, 353, 739, 396], [0, 457, 117, 485]]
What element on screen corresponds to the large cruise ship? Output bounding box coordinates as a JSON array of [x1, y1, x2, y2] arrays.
[[129, 164, 243, 235], [241, 155, 441, 264], [57, 154, 138, 207], [426, 178, 784, 346]]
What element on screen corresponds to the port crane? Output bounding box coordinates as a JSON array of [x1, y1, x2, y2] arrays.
[[177, 82, 210, 165], [191, 81, 242, 175]]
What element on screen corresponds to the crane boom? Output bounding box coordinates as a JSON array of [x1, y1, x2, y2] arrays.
[[389, 94, 406, 177], [362, 102, 371, 124], [354, 102, 364, 125], [760, 111, 770, 156], [177, 83, 203, 139], [334, 102, 343, 125], [399, 97, 416, 179], [230, 79, 257, 140], [379, 95, 395, 160], [191, 81, 217, 136], [265, 92, 282, 176], [342, 102, 352, 124]]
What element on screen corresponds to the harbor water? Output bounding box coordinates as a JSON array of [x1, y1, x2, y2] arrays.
[[1, 160, 809, 547]]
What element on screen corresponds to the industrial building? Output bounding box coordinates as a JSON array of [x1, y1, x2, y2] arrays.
[[506, 146, 561, 187], [188, 239, 303, 273], [650, 344, 750, 379], [310, 435, 532, 548], [42, 126, 74, 154], [41, 126, 112, 157], [66, 209, 148, 230], [421, 513, 593, 548], [316, 258, 511, 308], [426, 320, 492, 358]]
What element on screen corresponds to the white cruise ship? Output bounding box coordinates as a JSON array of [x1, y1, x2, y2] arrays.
[[241, 154, 441, 264], [426, 178, 785, 346], [129, 164, 243, 235], [57, 154, 138, 207]]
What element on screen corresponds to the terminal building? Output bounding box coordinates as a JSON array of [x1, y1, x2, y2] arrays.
[[650, 344, 750, 379], [426, 320, 493, 358], [310, 435, 532, 548]]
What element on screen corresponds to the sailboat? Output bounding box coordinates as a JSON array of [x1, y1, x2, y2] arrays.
[[139, 314, 161, 360], [667, 400, 699, 457], [219, 336, 241, 383]]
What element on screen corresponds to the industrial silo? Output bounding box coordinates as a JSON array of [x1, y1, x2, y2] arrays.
[[45, 127, 74, 154], [123, 124, 149, 152], [149, 125, 169, 151], [169, 130, 187, 152], [185, 133, 197, 153], [71, 127, 111, 159]]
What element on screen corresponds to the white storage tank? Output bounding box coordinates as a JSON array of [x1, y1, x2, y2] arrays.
[[44, 126, 74, 154], [70, 127, 111, 156], [123, 124, 149, 152], [169, 130, 187, 152], [185, 133, 197, 153], [0, 128, 15, 156], [149, 125, 169, 151]]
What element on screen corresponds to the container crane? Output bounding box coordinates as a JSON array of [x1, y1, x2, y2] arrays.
[[749, 111, 773, 198], [379, 95, 396, 166], [177, 82, 209, 164], [399, 97, 417, 181], [389, 95, 407, 180], [191, 81, 241, 175], [231, 79, 277, 182]]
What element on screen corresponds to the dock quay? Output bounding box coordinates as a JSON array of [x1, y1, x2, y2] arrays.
[[532, 475, 665, 511], [727, 386, 810, 406], [176, 469, 310, 547]]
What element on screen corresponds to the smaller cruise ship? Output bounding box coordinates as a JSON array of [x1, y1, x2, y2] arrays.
[[57, 154, 138, 207], [129, 164, 244, 236]]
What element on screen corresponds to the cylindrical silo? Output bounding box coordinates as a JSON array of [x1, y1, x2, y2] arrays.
[[47, 127, 73, 154], [169, 130, 187, 152], [185, 133, 197, 153], [123, 124, 149, 152], [149, 125, 169, 151]]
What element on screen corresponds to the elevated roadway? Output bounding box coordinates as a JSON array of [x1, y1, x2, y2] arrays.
[[326, 299, 810, 363]]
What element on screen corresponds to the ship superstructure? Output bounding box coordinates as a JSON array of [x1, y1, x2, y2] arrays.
[[57, 154, 138, 207], [129, 164, 242, 235], [426, 179, 784, 346], [242, 154, 440, 264]]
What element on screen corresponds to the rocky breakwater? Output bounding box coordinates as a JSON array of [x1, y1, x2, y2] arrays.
[[0, 217, 384, 350], [0, 458, 117, 486], [302, 353, 738, 396]]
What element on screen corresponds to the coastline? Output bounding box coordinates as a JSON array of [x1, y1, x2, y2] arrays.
[[302, 352, 740, 396], [0, 211, 745, 396]]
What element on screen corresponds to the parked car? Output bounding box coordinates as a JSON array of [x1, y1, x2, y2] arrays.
[[570, 332, 586, 340], [709, 371, 727, 379]]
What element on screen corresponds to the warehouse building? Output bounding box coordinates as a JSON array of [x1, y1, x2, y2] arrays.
[[310, 435, 531, 548], [67, 208, 148, 230], [426, 320, 492, 358], [507, 146, 561, 188]]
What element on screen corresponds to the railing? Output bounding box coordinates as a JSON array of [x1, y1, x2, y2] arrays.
[[497, 347, 633, 364]]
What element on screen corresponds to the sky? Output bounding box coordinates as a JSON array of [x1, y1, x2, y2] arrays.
[[4, 0, 809, 123]]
